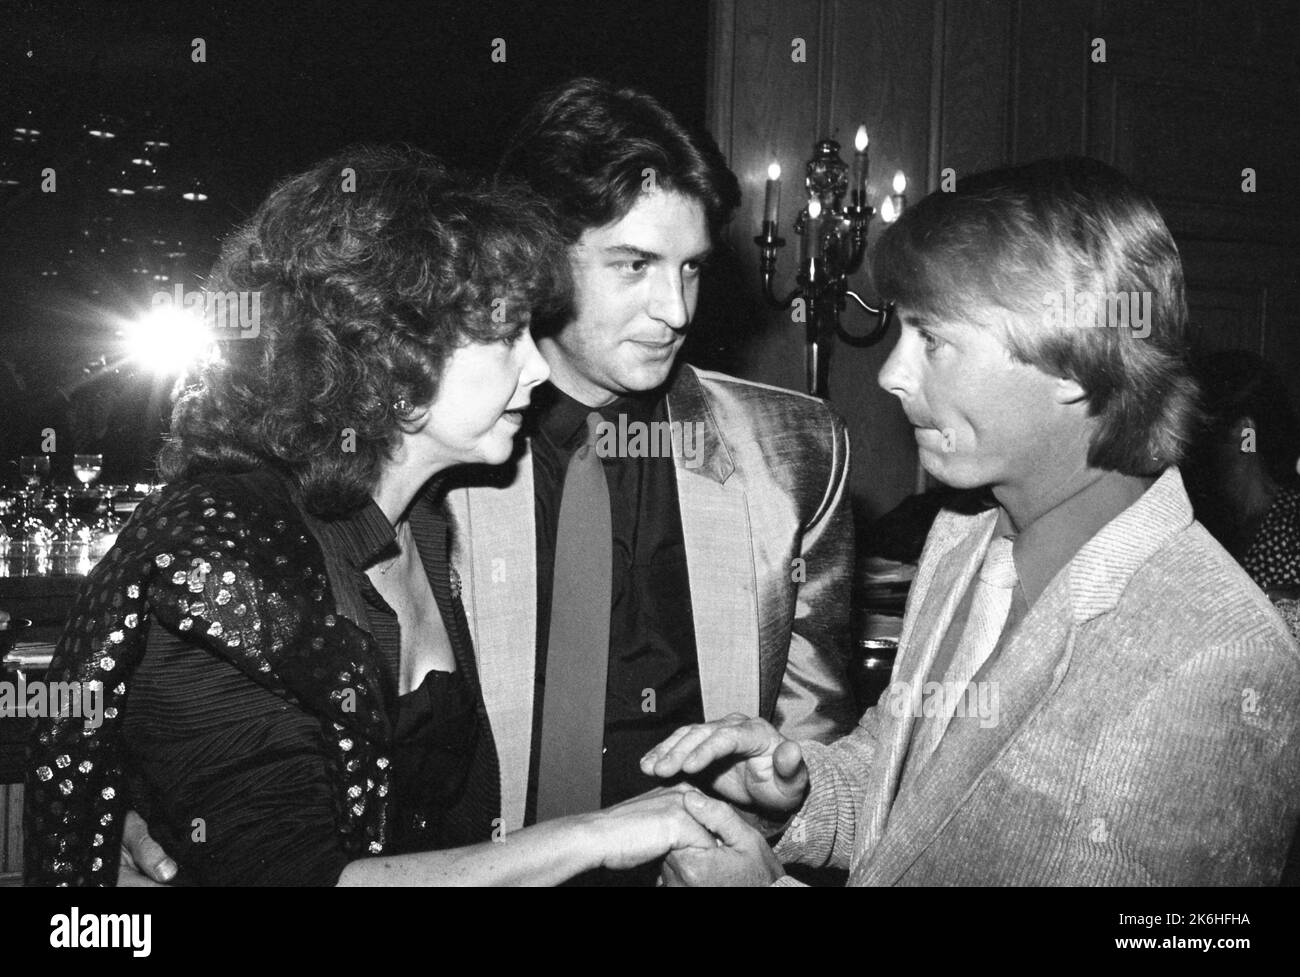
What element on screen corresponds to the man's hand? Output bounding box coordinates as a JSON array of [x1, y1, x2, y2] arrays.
[[584, 784, 719, 872], [659, 792, 783, 886], [639, 713, 809, 816], [118, 810, 177, 886]]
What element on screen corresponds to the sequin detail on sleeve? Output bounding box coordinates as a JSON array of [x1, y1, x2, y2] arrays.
[[25, 474, 393, 885]]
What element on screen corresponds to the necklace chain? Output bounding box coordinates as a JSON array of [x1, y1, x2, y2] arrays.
[[376, 522, 416, 576], [370, 523, 462, 599]]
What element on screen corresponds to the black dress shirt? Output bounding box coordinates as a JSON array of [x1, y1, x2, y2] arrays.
[[526, 383, 705, 825]]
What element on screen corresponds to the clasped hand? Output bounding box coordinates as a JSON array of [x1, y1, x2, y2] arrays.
[[637, 713, 810, 886]]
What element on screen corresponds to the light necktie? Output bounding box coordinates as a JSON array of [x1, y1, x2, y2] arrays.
[[535, 411, 613, 820], [915, 533, 1018, 763]]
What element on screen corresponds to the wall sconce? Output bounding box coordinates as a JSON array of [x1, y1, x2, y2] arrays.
[[756, 129, 906, 397]]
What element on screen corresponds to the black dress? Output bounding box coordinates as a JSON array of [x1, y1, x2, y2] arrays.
[[121, 628, 482, 883], [388, 669, 478, 853]]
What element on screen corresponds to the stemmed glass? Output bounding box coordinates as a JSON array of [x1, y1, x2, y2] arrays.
[[13, 455, 54, 568], [59, 454, 105, 569], [77, 459, 124, 560], [19, 454, 50, 495], [73, 454, 104, 489]]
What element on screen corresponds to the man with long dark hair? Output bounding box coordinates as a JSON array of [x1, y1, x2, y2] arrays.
[[446, 79, 857, 874]]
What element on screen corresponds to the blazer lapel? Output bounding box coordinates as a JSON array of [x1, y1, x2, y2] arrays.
[[667, 367, 761, 721], [850, 512, 998, 873], [445, 452, 538, 831], [855, 584, 1076, 885]]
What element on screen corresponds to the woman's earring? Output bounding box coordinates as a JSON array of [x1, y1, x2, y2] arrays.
[[392, 397, 414, 415]]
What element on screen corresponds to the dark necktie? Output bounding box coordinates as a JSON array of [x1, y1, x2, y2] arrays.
[[535, 411, 612, 820]]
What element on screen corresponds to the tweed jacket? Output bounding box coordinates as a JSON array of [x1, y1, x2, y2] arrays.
[[446, 364, 858, 829], [774, 467, 1300, 885]]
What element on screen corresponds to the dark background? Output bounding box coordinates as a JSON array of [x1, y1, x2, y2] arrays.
[[0, 0, 715, 482], [709, 0, 1300, 519], [5, 0, 1296, 518]]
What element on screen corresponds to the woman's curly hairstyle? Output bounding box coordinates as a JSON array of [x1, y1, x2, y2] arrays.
[[158, 145, 566, 516]]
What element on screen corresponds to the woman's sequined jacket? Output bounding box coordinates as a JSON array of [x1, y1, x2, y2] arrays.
[[25, 470, 398, 885]]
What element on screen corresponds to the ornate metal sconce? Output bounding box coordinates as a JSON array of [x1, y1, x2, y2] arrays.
[[755, 133, 905, 397]]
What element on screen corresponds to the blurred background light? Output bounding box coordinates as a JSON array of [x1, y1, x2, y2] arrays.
[[123, 304, 215, 376]]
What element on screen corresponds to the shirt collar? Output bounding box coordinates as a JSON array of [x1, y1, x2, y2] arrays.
[[537, 382, 660, 453], [997, 469, 1156, 608], [313, 496, 398, 570]]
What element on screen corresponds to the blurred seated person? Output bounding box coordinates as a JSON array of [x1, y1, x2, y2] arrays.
[[25, 146, 719, 886], [1186, 349, 1300, 652], [1186, 349, 1300, 595]]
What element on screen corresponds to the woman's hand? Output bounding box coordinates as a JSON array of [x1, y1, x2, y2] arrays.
[[659, 793, 785, 887], [118, 810, 177, 886], [581, 784, 720, 872]]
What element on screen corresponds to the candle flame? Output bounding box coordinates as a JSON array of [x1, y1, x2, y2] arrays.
[[893, 170, 907, 194], [880, 196, 897, 223], [768, 162, 781, 181], [855, 126, 868, 152], [807, 198, 822, 219]]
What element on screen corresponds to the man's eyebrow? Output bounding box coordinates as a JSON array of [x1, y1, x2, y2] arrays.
[[898, 310, 949, 331], [601, 244, 660, 260], [599, 243, 714, 263]]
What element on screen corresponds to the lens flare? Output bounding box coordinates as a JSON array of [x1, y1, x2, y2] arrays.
[[125, 305, 214, 376]]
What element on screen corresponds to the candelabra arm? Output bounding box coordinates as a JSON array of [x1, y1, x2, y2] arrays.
[[755, 228, 801, 310], [844, 288, 883, 315], [836, 291, 894, 347], [761, 273, 802, 310]]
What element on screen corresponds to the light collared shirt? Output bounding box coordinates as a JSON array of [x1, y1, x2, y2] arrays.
[[924, 468, 1156, 691]]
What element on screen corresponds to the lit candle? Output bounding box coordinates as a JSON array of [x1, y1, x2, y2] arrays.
[[891, 170, 907, 218], [851, 126, 869, 209], [764, 162, 782, 226], [804, 197, 823, 276]]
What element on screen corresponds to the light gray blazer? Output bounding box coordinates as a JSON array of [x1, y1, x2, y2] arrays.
[[446, 365, 858, 829], [776, 467, 1300, 885]]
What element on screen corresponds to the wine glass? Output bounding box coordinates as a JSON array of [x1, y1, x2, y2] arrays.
[[73, 453, 104, 489], [88, 473, 125, 559], [68, 455, 107, 571], [19, 454, 50, 494], [13, 456, 52, 572]]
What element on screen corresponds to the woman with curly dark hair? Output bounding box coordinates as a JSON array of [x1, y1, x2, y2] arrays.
[[25, 146, 715, 885]]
